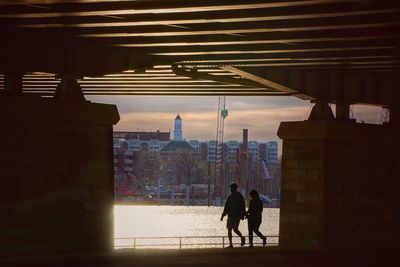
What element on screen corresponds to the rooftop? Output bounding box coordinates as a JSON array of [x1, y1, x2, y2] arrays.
[[114, 131, 170, 142], [160, 140, 195, 152]]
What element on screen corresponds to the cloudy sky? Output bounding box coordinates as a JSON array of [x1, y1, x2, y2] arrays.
[[88, 96, 311, 141], [88, 95, 383, 154]]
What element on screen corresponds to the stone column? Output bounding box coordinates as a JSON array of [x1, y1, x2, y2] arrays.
[[0, 95, 119, 255], [335, 102, 352, 121], [277, 120, 400, 248]]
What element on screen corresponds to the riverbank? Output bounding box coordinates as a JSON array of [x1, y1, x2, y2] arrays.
[[114, 198, 280, 208]]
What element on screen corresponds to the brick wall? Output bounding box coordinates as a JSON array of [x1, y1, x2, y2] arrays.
[[0, 95, 119, 255], [278, 121, 400, 248]]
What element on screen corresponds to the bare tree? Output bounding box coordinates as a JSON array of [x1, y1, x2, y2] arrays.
[[175, 150, 198, 188], [135, 151, 163, 191], [173, 150, 209, 205]]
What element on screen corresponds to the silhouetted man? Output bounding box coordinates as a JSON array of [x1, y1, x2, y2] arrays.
[[220, 182, 246, 248]]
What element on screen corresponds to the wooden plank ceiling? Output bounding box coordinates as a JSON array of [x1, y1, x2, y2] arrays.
[[0, 0, 399, 98]]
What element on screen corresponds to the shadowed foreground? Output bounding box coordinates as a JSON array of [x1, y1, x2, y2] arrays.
[[1, 247, 398, 267]]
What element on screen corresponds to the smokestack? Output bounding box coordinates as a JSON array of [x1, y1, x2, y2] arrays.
[[241, 129, 249, 195], [242, 129, 248, 153]]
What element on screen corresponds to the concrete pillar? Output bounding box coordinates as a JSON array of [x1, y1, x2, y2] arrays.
[[335, 102, 352, 121], [388, 105, 400, 124], [54, 75, 86, 102], [308, 101, 334, 121], [0, 95, 119, 256], [277, 120, 400, 248]]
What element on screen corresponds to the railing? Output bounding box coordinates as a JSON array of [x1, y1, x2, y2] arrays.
[[114, 235, 279, 249]]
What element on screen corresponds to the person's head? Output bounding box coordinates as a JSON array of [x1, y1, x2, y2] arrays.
[[229, 182, 238, 193], [249, 189, 259, 199]]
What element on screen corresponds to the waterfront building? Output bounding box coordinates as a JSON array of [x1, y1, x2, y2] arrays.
[[264, 162, 281, 199], [226, 140, 240, 162], [199, 142, 208, 161], [186, 139, 279, 164], [188, 140, 200, 152], [207, 140, 217, 162], [112, 130, 170, 175], [113, 130, 170, 151], [114, 130, 170, 142], [266, 141, 279, 163], [159, 140, 196, 161], [113, 148, 135, 175], [112, 114, 280, 203], [248, 140, 259, 160]]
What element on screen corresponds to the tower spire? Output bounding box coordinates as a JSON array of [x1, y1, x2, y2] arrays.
[[173, 113, 183, 141]]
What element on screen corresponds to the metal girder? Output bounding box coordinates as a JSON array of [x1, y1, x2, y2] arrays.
[[172, 64, 273, 90], [0, 0, 399, 100], [223, 66, 313, 100], [0, 43, 161, 76], [223, 66, 400, 106]]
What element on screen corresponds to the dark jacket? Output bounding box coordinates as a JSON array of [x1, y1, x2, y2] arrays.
[[247, 197, 263, 223], [222, 191, 246, 219]]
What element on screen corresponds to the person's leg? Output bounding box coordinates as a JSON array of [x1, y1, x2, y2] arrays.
[[228, 227, 233, 247], [249, 231, 254, 247], [248, 221, 254, 247], [233, 227, 245, 247], [254, 229, 265, 238], [253, 223, 266, 246], [233, 227, 243, 238]]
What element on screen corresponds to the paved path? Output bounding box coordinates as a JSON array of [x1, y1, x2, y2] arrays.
[[1, 247, 398, 267]]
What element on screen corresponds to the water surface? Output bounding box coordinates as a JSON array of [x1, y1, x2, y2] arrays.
[[114, 205, 279, 249]]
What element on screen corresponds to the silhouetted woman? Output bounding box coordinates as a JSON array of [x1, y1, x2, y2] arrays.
[[245, 189, 266, 247]]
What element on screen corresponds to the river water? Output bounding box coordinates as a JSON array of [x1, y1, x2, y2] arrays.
[[114, 205, 280, 249]]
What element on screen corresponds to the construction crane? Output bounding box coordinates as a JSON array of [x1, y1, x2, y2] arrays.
[[214, 96, 228, 205]]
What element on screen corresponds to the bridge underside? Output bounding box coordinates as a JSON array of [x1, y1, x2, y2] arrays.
[[0, 0, 399, 257], [0, 0, 399, 103]]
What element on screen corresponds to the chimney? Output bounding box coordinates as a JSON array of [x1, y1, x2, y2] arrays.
[[242, 129, 248, 153]]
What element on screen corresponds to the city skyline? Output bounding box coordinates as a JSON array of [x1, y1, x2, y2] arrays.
[[89, 96, 311, 144], [88, 95, 383, 144]]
